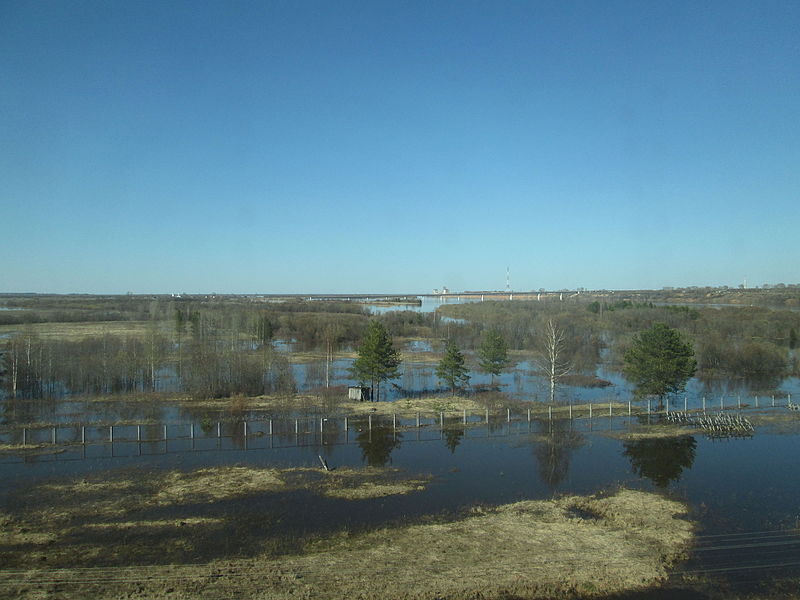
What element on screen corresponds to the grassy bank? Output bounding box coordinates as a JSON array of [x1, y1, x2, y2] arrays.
[[0, 465, 433, 571], [0, 478, 693, 599]]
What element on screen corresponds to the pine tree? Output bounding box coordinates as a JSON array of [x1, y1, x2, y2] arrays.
[[623, 323, 696, 404], [478, 329, 511, 385], [436, 341, 470, 396], [350, 321, 401, 401]]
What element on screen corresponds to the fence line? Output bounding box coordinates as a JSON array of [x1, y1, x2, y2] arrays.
[[0, 414, 649, 466], [1, 393, 792, 452]]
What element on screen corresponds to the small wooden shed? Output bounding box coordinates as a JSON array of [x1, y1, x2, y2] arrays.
[[348, 386, 371, 402]]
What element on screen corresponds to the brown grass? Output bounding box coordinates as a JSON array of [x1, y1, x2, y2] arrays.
[[605, 426, 698, 441], [0, 320, 155, 340], [0, 488, 693, 599], [315, 467, 431, 499], [746, 410, 800, 433]]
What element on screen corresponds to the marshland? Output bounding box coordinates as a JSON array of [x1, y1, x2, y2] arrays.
[[2, 288, 800, 599]]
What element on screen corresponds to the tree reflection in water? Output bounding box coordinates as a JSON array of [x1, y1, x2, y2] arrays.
[[535, 418, 585, 492], [623, 435, 697, 488], [356, 421, 402, 467], [443, 427, 465, 454]]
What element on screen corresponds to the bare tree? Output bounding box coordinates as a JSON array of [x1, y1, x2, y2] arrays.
[[536, 319, 571, 404], [322, 323, 344, 388]]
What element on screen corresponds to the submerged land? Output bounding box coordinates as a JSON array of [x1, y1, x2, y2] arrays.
[[0, 464, 692, 600]]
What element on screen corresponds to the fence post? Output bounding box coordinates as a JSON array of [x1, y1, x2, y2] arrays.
[[609, 401, 612, 417], [589, 403, 592, 419], [772, 395, 775, 407], [416, 413, 420, 428], [684, 396, 688, 412], [702, 397, 706, 413], [368, 414, 372, 431], [243, 421, 247, 437], [647, 399, 651, 415], [755, 396, 759, 408], [507, 408, 511, 423], [164, 424, 167, 441], [393, 414, 397, 430], [737, 396, 741, 410], [22, 428, 27, 446], [344, 416, 348, 432], [217, 422, 221, 438], [569, 404, 572, 419], [485, 408, 489, 424], [295, 419, 299, 434], [320, 418, 324, 434], [190, 424, 194, 440], [628, 401, 631, 416], [720, 397, 723, 411], [463, 409, 467, 425], [549, 405, 552, 421], [137, 425, 141, 442], [269, 419, 273, 435], [527, 408, 531, 422], [81, 426, 85, 444], [109, 425, 113, 443], [440, 412, 444, 428], [52, 427, 56, 445]]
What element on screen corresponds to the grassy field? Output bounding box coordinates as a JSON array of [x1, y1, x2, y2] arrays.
[[0, 471, 694, 599], [0, 320, 159, 340], [0, 465, 433, 569]]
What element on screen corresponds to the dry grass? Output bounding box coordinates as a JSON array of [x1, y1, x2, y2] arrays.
[[746, 410, 800, 433], [0, 320, 155, 340], [263, 489, 692, 600], [9, 465, 427, 524], [0, 465, 433, 568], [0, 488, 694, 599], [177, 394, 491, 417], [0, 443, 66, 457], [154, 467, 287, 505], [315, 467, 431, 499], [344, 395, 486, 416], [605, 426, 698, 441]]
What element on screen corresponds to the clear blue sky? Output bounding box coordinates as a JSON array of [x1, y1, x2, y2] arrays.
[[2, 1, 798, 294]]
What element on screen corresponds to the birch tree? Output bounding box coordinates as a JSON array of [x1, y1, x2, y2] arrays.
[[536, 320, 571, 404]]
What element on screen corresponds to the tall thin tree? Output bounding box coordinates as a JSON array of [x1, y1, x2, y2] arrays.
[[536, 320, 571, 405]]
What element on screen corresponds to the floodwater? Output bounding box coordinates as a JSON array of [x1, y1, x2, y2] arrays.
[[2, 410, 800, 596], [365, 295, 480, 314], [2, 345, 798, 426]]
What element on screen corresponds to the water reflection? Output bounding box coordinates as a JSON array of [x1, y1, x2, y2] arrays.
[[622, 435, 697, 488], [356, 420, 401, 466], [443, 426, 465, 454], [534, 419, 585, 492]]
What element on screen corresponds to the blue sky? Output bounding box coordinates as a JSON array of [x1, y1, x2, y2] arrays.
[[2, 1, 798, 294]]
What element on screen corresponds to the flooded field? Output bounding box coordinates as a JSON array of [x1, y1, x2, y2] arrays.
[[2, 293, 800, 598], [2, 400, 800, 598]]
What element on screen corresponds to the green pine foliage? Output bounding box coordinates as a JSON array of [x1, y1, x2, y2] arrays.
[[436, 341, 470, 395], [623, 323, 697, 400], [478, 329, 512, 384], [350, 320, 401, 401]]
